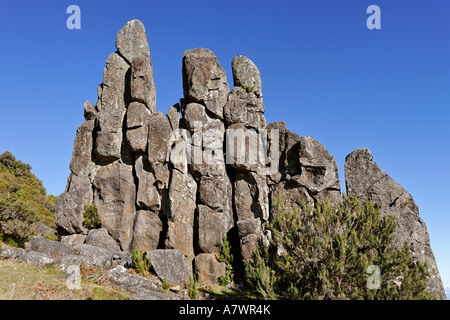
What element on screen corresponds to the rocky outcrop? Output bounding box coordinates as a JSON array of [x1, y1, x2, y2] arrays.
[[53, 19, 444, 296], [345, 148, 446, 300]]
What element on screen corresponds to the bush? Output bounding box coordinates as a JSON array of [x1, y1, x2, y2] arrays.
[[0, 151, 56, 247], [131, 247, 151, 275], [82, 203, 101, 229], [246, 194, 431, 300], [218, 233, 233, 286]]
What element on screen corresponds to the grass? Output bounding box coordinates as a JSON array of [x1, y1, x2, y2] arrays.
[[0, 259, 131, 300]]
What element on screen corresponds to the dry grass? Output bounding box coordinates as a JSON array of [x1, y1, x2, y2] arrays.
[[0, 259, 131, 300]]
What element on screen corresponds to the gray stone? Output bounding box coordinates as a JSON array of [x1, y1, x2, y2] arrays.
[[168, 169, 197, 224], [231, 55, 262, 95], [61, 234, 86, 247], [115, 19, 151, 66], [126, 102, 151, 153], [194, 253, 226, 286], [25, 236, 71, 259], [148, 111, 172, 189], [0, 247, 24, 260], [69, 119, 95, 176], [54, 254, 87, 271], [146, 249, 190, 285], [131, 210, 162, 252], [197, 205, 233, 254], [83, 101, 97, 120], [166, 103, 181, 131], [165, 221, 195, 268], [106, 265, 162, 294], [345, 147, 446, 300], [18, 251, 54, 267], [131, 56, 156, 112], [85, 228, 121, 252], [55, 174, 93, 235], [93, 162, 136, 251], [224, 87, 266, 129], [234, 171, 269, 221], [182, 48, 229, 119], [70, 244, 114, 269], [135, 155, 161, 211]]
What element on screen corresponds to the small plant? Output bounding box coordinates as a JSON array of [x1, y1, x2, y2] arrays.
[[131, 247, 151, 275], [82, 203, 101, 229], [162, 279, 171, 291], [188, 275, 198, 299], [218, 233, 233, 286], [44, 232, 58, 241]]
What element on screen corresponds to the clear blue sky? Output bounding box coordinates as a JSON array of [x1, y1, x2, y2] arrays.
[[1, 0, 449, 293]]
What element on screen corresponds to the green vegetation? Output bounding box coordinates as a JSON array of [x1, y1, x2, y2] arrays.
[[131, 247, 151, 275], [218, 233, 233, 286], [82, 203, 101, 230], [162, 279, 171, 291], [0, 151, 56, 247], [246, 194, 431, 300], [188, 275, 198, 299]]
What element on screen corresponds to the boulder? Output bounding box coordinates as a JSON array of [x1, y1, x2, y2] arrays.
[[182, 48, 229, 119], [61, 234, 86, 247], [224, 87, 266, 129], [0, 247, 24, 260], [115, 19, 152, 67], [106, 265, 162, 294], [135, 155, 161, 211], [83, 100, 97, 120], [85, 228, 121, 252], [69, 119, 95, 176], [25, 236, 71, 259], [231, 55, 262, 96], [70, 244, 115, 269], [344, 148, 446, 300], [18, 251, 54, 267], [126, 102, 151, 153], [146, 249, 190, 285]]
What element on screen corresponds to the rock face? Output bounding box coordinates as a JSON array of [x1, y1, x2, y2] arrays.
[[54, 19, 444, 295], [345, 148, 446, 300]]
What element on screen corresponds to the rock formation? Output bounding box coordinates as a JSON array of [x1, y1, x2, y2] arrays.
[[345, 148, 446, 300], [53, 19, 445, 299]]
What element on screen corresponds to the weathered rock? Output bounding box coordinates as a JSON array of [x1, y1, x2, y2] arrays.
[[197, 205, 233, 254], [25, 236, 72, 258], [198, 174, 233, 212], [18, 251, 54, 267], [166, 103, 181, 131], [128, 291, 178, 300], [131, 210, 162, 252], [93, 162, 136, 251], [226, 123, 264, 172], [61, 234, 86, 247], [54, 254, 87, 271], [167, 169, 197, 224], [147, 249, 190, 285], [182, 48, 229, 119], [54, 174, 93, 235], [70, 244, 114, 269], [131, 56, 156, 112], [69, 119, 95, 176], [224, 87, 266, 129], [83, 101, 97, 120], [291, 136, 341, 204], [32, 222, 57, 238], [135, 155, 161, 211], [231, 55, 262, 95], [0, 247, 24, 260], [116, 19, 151, 68], [126, 102, 151, 153], [234, 171, 269, 221], [165, 221, 194, 267], [344, 148, 446, 300], [148, 111, 172, 189], [94, 51, 130, 163], [85, 228, 121, 252], [106, 265, 162, 294], [194, 253, 226, 286]]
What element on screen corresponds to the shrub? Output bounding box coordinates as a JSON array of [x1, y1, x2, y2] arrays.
[[82, 203, 101, 230], [0, 151, 56, 247], [246, 194, 431, 300], [218, 233, 233, 286], [188, 275, 198, 299], [131, 247, 151, 275]]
